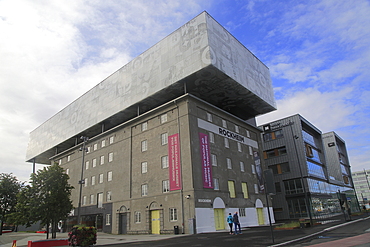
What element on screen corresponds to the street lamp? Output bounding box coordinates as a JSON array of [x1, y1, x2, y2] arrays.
[[77, 136, 89, 225]]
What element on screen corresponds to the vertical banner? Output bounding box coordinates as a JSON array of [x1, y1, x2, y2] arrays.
[[169, 133, 182, 191], [254, 151, 265, 193], [199, 133, 213, 188]]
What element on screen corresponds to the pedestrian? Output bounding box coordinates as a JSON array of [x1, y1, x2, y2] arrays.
[[233, 211, 241, 234], [227, 213, 234, 234]]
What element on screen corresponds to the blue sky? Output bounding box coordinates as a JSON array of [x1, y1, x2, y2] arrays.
[[0, 0, 369, 182]]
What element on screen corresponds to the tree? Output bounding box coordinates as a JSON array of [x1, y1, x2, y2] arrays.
[[12, 164, 74, 239], [0, 173, 23, 235]]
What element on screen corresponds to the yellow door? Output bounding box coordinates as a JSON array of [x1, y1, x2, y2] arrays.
[[151, 210, 160, 234], [214, 208, 225, 230], [257, 208, 264, 225]]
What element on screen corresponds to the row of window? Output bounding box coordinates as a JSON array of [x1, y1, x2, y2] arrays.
[[140, 113, 168, 132], [263, 146, 287, 159], [82, 191, 112, 206], [206, 112, 251, 138], [85, 152, 114, 169], [134, 208, 177, 223], [84, 171, 113, 186]]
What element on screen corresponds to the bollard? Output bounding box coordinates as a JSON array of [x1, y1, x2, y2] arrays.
[[12, 240, 17, 247]]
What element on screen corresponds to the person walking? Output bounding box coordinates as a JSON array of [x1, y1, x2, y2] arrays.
[[227, 213, 234, 234], [233, 211, 241, 234]]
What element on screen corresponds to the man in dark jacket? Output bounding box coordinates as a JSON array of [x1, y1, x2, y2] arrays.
[[233, 211, 241, 234]]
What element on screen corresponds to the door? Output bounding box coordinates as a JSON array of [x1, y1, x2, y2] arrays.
[[151, 210, 160, 234], [214, 208, 225, 230], [119, 213, 127, 234], [257, 208, 264, 225]]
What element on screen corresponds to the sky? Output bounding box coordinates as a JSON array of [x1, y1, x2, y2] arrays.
[[0, 0, 369, 182]]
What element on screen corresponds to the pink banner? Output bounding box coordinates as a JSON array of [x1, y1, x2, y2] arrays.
[[199, 133, 213, 188], [169, 133, 182, 191]]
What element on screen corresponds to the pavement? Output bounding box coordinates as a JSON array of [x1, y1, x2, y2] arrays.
[[1, 214, 369, 247]]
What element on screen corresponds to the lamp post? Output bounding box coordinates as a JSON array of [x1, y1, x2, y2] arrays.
[[77, 136, 89, 225]]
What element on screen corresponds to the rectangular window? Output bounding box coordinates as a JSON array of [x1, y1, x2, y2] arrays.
[[101, 140, 106, 147], [237, 142, 242, 152], [240, 161, 245, 172], [85, 161, 89, 170], [67, 155, 71, 162], [91, 176, 96, 185], [222, 119, 227, 128], [142, 121, 148, 131], [99, 173, 104, 184], [161, 155, 168, 168], [228, 181, 236, 198], [209, 132, 215, 143], [135, 211, 141, 223], [242, 182, 249, 198], [66, 168, 69, 175], [84, 178, 88, 187], [141, 161, 148, 173], [90, 194, 95, 205], [224, 138, 229, 148], [162, 180, 170, 193], [92, 158, 97, 167], [170, 208, 178, 221], [93, 143, 98, 151], [235, 125, 239, 133], [206, 112, 212, 122], [109, 136, 114, 144], [100, 155, 105, 165], [141, 184, 148, 196], [107, 171, 113, 181], [106, 191, 112, 202], [108, 152, 113, 162], [249, 146, 253, 155], [213, 178, 219, 190], [59, 159, 62, 165], [251, 164, 256, 174], [141, 140, 148, 152], [87, 146, 91, 153], [211, 154, 217, 166], [160, 113, 168, 123], [254, 184, 259, 194], [97, 192, 103, 208], [161, 133, 168, 145], [227, 158, 232, 169], [275, 182, 281, 193], [269, 162, 290, 175], [239, 208, 246, 217], [246, 130, 250, 138], [82, 196, 87, 205], [106, 214, 111, 225]]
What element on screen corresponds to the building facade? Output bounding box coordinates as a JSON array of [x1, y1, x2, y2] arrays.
[[260, 114, 359, 221], [26, 12, 277, 234], [352, 169, 370, 208]]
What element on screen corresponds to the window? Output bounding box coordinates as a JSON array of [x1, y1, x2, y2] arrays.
[[141, 184, 148, 196], [106, 191, 112, 202], [106, 214, 111, 225], [263, 146, 287, 159], [228, 181, 236, 198], [237, 142, 242, 152], [85, 161, 89, 170], [93, 143, 98, 151], [242, 182, 249, 198], [240, 161, 245, 172], [269, 162, 290, 175], [108, 152, 113, 162], [135, 212, 141, 223], [90, 194, 95, 204], [263, 129, 283, 141], [91, 176, 96, 185], [162, 180, 170, 193], [67, 155, 71, 162], [235, 125, 239, 133], [92, 158, 97, 167], [209, 132, 215, 143], [141, 161, 148, 173], [142, 122, 148, 131], [170, 208, 178, 221], [246, 130, 250, 138], [99, 174, 104, 184], [66, 168, 69, 175], [87, 146, 91, 153], [224, 138, 229, 148], [275, 182, 281, 193], [82, 196, 87, 205], [206, 112, 212, 122], [160, 113, 168, 123], [141, 140, 148, 152], [251, 164, 256, 174], [239, 208, 246, 217], [161, 155, 168, 168], [101, 140, 106, 147], [211, 154, 217, 166], [161, 133, 168, 145], [249, 146, 253, 155], [100, 155, 105, 165], [284, 179, 303, 194], [254, 184, 259, 194], [213, 178, 219, 190], [109, 136, 114, 144], [84, 178, 88, 187], [59, 159, 62, 165], [97, 193, 103, 208], [107, 171, 112, 181], [227, 158, 232, 169], [222, 119, 227, 128]]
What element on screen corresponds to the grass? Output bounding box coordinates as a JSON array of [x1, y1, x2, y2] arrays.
[[275, 221, 301, 229]]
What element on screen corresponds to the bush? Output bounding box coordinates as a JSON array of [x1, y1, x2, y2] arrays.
[[68, 225, 97, 246]]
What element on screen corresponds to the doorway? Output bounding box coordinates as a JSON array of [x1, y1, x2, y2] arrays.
[[119, 213, 127, 234], [151, 210, 160, 234]]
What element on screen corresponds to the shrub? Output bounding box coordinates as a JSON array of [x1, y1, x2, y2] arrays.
[[68, 225, 97, 246]]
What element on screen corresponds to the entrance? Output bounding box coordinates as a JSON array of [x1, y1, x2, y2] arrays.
[[257, 208, 264, 225], [119, 213, 127, 234], [214, 208, 225, 230], [151, 210, 160, 234]]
